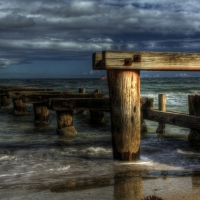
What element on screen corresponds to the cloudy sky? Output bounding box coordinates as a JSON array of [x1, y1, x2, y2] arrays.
[[1, 0, 200, 78]]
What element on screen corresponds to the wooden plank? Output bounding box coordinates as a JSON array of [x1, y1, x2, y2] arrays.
[[50, 98, 110, 111], [0, 86, 38, 90], [93, 51, 200, 70], [143, 109, 200, 130], [22, 93, 107, 104], [8, 90, 73, 99], [0, 88, 53, 96]]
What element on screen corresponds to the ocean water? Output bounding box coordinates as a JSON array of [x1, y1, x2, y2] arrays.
[[0, 78, 200, 199]]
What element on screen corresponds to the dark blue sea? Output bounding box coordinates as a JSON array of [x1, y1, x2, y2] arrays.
[[0, 78, 200, 199]]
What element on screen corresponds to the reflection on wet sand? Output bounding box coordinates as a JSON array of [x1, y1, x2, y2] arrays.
[[48, 170, 200, 200], [1, 170, 200, 199], [192, 175, 200, 187], [114, 175, 143, 200]]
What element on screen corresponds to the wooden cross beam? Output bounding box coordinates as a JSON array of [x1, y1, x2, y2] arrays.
[[93, 51, 200, 71]]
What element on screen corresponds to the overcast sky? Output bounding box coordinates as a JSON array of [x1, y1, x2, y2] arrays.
[[1, 0, 200, 78]]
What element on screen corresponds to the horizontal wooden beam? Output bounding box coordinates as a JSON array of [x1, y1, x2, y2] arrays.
[[50, 97, 153, 111], [23, 93, 107, 104], [93, 51, 200, 71], [50, 98, 110, 111], [8, 90, 74, 99], [0, 86, 38, 90], [0, 88, 53, 96], [143, 109, 200, 130]]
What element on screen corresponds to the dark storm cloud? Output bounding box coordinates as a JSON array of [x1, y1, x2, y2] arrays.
[[0, 14, 35, 30], [1, 0, 200, 68]]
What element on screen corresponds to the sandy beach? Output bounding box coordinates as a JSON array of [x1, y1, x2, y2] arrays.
[[1, 174, 200, 200]]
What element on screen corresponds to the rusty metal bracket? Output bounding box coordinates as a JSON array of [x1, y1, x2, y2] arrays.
[[124, 58, 133, 66], [124, 55, 141, 66], [133, 55, 141, 62]]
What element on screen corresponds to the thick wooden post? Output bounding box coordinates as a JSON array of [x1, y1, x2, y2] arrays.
[[188, 95, 200, 145], [156, 94, 166, 134], [77, 88, 87, 115], [12, 99, 28, 115], [1, 96, 11, 108], [107, 69, 140, 161], [89, 89, 105, 125], [33, 104, 49, 124], [56, 110, 77, 137]]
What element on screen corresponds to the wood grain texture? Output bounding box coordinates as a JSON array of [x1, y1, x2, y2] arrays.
[[143, 109, 200, 129], [93, 51, 200, 70], [107, 69, 140, 160]]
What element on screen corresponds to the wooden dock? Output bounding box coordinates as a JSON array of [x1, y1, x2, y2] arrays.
[[0, 50, 200, 161]]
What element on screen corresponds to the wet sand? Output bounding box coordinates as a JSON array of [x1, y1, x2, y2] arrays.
[[1, 175, 200, 200]]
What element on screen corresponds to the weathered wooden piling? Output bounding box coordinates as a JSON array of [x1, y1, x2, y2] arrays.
[[12, 99, 28, 115], [56, 111, 77, 137], [1, 96, 11, 108], [188, 94, 200, 145], [156, 94, 166, 134], [89, 89, 105, 125], [33, 104, 49, 124], [77, 88, 87, 115], [107, 69, 141, 160]]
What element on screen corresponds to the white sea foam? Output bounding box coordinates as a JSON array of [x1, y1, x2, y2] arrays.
[[177, 149, 200, 156], [0, 156, 16, 161], [0, 172, 24, 177], [80, 147, 112, 156], [45, 165, 70, 172]]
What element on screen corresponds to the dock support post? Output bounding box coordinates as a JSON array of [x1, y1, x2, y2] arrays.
[[107, 69, 141, 161], [89, 89, 105, 124], [1, 96, 11, 108], [12, 99, 28, 115], [188, 95, 200, 145], [156, 94, 166, 134], [77, 88, 87, 115], [56, 110, 77, 137], [33, 104, 49, 124]]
